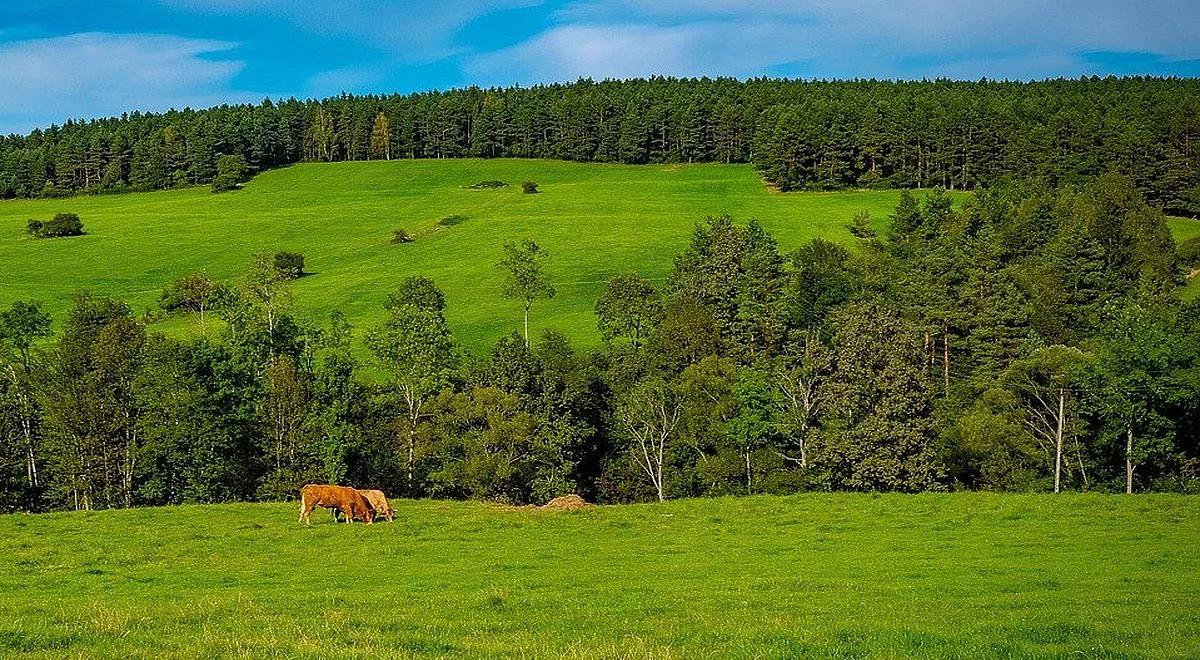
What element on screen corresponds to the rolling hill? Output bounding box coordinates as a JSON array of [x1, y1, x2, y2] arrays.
[[1, 160, 924, 350], [2, 159, 1196, 350]]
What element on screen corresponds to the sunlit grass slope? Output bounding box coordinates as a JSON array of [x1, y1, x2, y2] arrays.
[[0, 494, 1197, 658], [0, 160, 909, 349]]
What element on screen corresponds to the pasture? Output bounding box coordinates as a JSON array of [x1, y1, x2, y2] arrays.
[[2, 160, 1197, 346], [0, 494, 1197, 658], [3, 160, 925, 350]]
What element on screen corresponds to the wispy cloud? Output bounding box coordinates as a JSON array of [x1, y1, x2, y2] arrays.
[[160, 0, 539, 61], [472, 0, 1200, 82], [0, 1, 1196, 133], [0, 32, 261, 133]]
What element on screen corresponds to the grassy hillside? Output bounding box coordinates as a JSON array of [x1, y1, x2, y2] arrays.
[[3, 160, 1196, 348], [0, 160, 913, 350], [0, 495, 1197, 658]]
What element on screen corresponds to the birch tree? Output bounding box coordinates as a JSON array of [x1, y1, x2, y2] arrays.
[[366, 277, 456, 494], [498, 240, 555, 346], [242, 251, 292, 349], [772, 333, 832, 469], [1004, 346, 1090, 493], [617, 378, 683, 502], [0, 301, 52, 507]]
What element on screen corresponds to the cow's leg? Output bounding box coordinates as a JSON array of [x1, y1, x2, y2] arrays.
[[342, 504, 354, 524], [300, 498, 316, 526]]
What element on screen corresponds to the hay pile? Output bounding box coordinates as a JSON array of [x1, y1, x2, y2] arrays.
[[540, 494, 588, 511]]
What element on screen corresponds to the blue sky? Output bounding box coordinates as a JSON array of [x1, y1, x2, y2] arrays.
[[1, 0, 1198, 134]]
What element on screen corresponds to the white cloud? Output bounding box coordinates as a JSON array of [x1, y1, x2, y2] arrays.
[[160, 0, 540, 61], [469, 21, 815, 82], [0, 33, 261, 132], [475, 0, 1200, 83]]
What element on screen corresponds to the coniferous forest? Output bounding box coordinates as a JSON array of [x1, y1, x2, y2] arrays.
[[1, 77, 1199, 213], [2, 163, 1199, 509]]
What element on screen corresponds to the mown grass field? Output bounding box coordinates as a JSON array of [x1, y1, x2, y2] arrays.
[[1, 160, 921, 350], [0, 495, 1196, 658]]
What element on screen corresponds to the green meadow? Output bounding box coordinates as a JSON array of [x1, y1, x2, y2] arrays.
[[0, 160, 922, 350], [0, 495, 1196, 658], [1, 159, 1196, 345]]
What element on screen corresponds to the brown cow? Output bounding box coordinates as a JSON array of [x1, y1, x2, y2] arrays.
[[357, 489, 394, 522], [298, 484, 374, 525], [330, 489, 394, 523]]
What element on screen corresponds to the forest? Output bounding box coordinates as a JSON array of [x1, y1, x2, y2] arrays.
[[2, 170, 1197, 511], [1, 77, 1199, 213]]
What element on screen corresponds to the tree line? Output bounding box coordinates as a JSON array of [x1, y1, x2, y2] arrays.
[[2, 77, 1199, 212], [2, 173, 1197, 511]]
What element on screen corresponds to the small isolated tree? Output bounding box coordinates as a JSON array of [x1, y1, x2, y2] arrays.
[[617, 378, 683, 502], [595, 273, 662, 348], [498, 239, 555, 345], [522, 181, 539, 194], [158, 272, 217, 326], [847, 209, 876, 239], [274, 252, 305, 279], [211, 154, 247, 193]]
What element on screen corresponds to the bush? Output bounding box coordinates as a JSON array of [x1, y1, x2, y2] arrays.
[[391, 229, 413, 244], [522, 181, 539, 194], [159, 273, 216, 315], [28, 213, 83, 238], [469, 180, 508, 189], [847, 210, 876, 239], [1180, 235, 1200, 268], [438, 215, 467, 227], [274, 251, 305, 279], [211, 154, 247, 193]]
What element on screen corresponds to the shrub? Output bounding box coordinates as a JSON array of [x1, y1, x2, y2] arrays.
[[438, 215, 467, 227], [211, 154, 247, 193], [274, 251, 305, 279], [159, 273, 217, 316], [847, 210, 876, 239], [469, 180, 508, 189], [1180, 235, 1200, 268], [391, 229, 413, 244], [522, 181, 539, 194], [28, 213, 83, 238]]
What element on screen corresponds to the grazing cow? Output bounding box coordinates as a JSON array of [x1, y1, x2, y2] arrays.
[[330, 489, 394, 523], [298, 484, 375, 525], [357, 489, 394, 522]]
